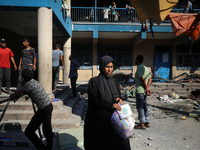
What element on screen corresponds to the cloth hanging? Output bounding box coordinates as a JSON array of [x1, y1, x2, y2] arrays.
[[168, 13, 200, 41], [130, 0, 178, 24]]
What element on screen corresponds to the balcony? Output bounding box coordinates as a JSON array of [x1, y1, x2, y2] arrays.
[[71, 7, 200, 24]]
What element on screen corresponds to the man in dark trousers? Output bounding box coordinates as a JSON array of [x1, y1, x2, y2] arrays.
[[10, 69, 53, 150], [52, 44, 64, 91], [69, 55, 80, 97], [17, 38, 36, 90], [0, 38, 17, 94]]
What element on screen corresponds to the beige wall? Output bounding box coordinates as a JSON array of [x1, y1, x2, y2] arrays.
[[77, 70, 93, 82], [76, 39, 200, 82]]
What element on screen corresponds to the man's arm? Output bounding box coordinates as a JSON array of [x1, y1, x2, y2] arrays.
[[10, 89, 25, 101], [33, 57, 36, 71], [18, 57, 22, 71], [60, 55, 64, 69], [10, 57, 17, 70], [140, 77, 152, 94]]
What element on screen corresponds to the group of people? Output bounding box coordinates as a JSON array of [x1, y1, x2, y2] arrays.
[[0, 38, 80, 149], [52, 44, 80, 97], [0, 38, 36, 95], [1, 38, 152, 150], [89, 2, 135, 23], [0, 38, 80, 96], [89, 2, 119, 22]]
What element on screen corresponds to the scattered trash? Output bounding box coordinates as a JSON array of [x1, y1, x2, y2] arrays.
[[189, 110, 200, 118], [168, 93, 179, 99], [183, 137, 188, 140], [181, 116, 187, 120], [51, 98, 61, 102], [159, 95, 171, 103], [148, 137, 153, 141]]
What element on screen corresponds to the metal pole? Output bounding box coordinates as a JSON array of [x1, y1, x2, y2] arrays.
[[95, 0, 97, 22], [0, 100, 10, 123]]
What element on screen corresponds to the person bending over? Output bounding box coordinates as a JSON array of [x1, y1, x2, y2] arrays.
[[10, 69, 53, 150]]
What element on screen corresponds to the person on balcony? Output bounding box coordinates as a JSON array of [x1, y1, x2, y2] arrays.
[[125, 4, 133, 23], [109, 2, 116, 22], [102, 4, 110, 22], [61, 0, 69, 18], [89, 6, 94, 22], [184, 0, 193, 13]]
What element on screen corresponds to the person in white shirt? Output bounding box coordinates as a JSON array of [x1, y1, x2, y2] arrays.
[[102, 4, 110, 22], [184, 0, 192, 13]]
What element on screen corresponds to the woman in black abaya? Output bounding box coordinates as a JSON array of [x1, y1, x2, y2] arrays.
[[84, 55, 131, 150]]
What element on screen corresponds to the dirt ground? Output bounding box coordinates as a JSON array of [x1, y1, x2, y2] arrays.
[[127, 96, 200, 150]]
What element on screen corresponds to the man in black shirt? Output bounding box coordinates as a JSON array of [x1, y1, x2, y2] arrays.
[[17, 38, 36, 90]]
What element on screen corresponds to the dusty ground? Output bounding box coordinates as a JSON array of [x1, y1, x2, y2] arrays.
[[127, 96, 200, 150]]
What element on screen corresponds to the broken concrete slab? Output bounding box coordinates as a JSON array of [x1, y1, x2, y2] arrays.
[[189, 110, 200, 118]]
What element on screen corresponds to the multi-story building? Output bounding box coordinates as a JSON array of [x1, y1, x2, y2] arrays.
[[0, 0, 200, 94]]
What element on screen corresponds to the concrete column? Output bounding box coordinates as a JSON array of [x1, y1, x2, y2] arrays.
[[92, 39, 98, 77], [63, 37, 71, 85], [132, 41, 137, 76], [68, 0, 71, 16], [172, 45, 177, 79], [38, 7, 52, 94]]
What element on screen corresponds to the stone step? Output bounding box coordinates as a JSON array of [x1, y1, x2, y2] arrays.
[[0, 98, 86, 130], [0, 101, 63, 111], [0, 106, 72, 120]]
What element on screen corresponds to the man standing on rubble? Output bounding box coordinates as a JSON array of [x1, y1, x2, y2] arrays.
[[134, 55, 152, 129]]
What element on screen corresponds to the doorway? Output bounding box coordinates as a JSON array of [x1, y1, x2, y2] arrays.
[[154, 46, 172, 81]]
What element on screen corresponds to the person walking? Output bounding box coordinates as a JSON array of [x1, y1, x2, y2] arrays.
[[69, 55, 80, 97], [0, 38, 17, 94], [84, 55, 131, 150], [52, 44, 64, 91], [10, 69, 53, 150], [17, 38, 36, 90], [134, 55, 152, 129]]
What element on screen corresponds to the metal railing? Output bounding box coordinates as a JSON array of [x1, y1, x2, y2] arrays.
[[71, 7, 140, 23], [71, 7, 200, 23]]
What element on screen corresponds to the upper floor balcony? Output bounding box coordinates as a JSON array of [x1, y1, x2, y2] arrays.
[[71, 7, 200, 24]]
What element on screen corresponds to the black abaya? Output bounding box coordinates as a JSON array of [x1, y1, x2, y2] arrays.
[[84, 55, 131, 150]]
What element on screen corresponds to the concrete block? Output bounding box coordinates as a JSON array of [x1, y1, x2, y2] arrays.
[[189, 110, 200, 118]]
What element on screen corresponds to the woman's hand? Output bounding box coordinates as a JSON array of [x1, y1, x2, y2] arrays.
[[113, 104, 121, 111], [116, 97, 123, 105]]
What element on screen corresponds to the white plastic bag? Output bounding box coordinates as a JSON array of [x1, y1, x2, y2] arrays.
[[110, 111, 135, 139], [117, 104, 132, 119]]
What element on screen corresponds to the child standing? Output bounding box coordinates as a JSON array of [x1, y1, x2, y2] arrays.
[[10, 69, 53, 150]]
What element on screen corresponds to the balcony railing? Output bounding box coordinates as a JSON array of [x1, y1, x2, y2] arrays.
[[71, 7, 200, 23]]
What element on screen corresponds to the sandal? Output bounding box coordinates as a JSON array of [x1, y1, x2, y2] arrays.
[[145, 122, 150, 128], [134, 123, 146, 129]]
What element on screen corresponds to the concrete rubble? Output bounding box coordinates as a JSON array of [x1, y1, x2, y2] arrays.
[[0, 82, 200, 150]]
